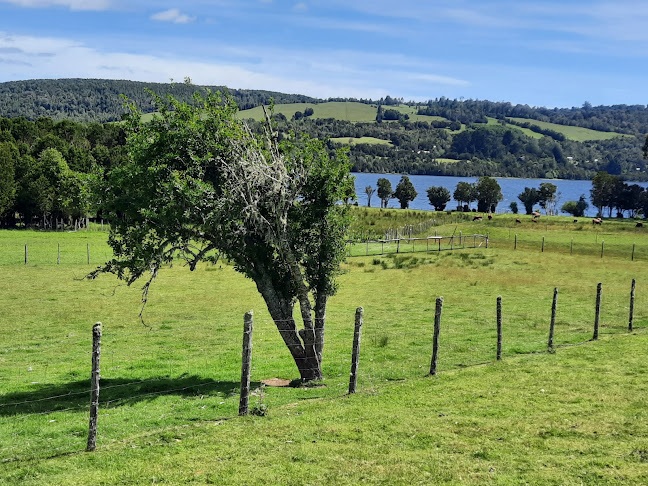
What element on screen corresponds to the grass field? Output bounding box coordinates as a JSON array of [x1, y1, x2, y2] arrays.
[[508, 117, 633, 142], [485, 116, 543, 139], [329, 136, 392, 146], [237, 101, 379, 122], [2, 211, 648, 484]]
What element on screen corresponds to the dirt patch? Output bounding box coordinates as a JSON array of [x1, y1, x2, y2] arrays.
[[261, 378, 292, 387]]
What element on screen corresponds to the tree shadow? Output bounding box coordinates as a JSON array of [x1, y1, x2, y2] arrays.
[[0, 375, 247, 417]]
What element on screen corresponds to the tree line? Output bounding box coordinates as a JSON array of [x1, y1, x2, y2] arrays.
[[0, 116, 127, 227]]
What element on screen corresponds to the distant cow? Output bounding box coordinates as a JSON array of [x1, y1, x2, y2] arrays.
[[573, 219, 578, 223], [592, 218, 602, 225], [473, 216, 483, 221], [532, 211, 541, 217], [636, 222, 644, 228], [488, 213, 493, 220], [515, 218, 522, 224]]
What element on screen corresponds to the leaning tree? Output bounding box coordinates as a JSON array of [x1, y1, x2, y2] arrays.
[[91, 91, 354, 381]]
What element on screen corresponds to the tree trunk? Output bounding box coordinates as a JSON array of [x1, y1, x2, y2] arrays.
[[254, 270, 323, 381]]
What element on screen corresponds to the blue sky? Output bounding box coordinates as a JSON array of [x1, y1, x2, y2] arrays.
[[0, 0, 646, 108]]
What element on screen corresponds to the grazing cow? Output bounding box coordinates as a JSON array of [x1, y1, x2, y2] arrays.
[[515, 218, 522, 224], [532, 211, 541, 217], [592, 218, 602, 225], [636, 222, 644, 228], [473, 216, 483, 221]]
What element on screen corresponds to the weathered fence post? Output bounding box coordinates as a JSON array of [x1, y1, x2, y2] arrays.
[[381, 241, 384, 255], [632, 243, 636, 261], [239, 311, 253, 416], [86, 322, 102, 452], [629, 278, 636, 332], [548, 287, 558, 350], [514, 234, 517, 250], [486, 232, 490, 248], [366, 240, 369, 256], [541, 236, 545, 252], [459, 231, 463, 247], [496, 296, 502, 360], [601, 240, 604, 259], [348, 307, 364, 394], [396, 239, 400, 254], [570, 238, 573, 255], [429, 297, 443, 375], [87, 243, 90, 264], [593, 283, 602, 340], [57, 243, 61, 265], [24, 244, 27, 265]]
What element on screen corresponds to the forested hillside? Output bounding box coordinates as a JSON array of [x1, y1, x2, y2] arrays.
[[1, 78, 647, 181], [0, 79, 318, 122]]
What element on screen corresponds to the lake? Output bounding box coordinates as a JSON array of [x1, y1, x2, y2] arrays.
[[352, 173, 648, 217]]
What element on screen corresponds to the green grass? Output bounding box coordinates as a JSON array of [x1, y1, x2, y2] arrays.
[[330, 136, 392, 146], [508, 117, 633, 142], [237, 102, 379, 122], [3, 214, 648, 484], [486, 116, 543, 139]]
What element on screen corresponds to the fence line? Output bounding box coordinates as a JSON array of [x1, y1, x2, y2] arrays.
[[2, 277, 646, 462], [347, 234, 488, 257]]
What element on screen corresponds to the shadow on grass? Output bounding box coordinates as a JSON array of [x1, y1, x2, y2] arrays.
[[0, 375, 247, 417]]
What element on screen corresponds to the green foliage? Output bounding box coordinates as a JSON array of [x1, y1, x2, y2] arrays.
[[426, 186, 451, 211], [95, 90, 354, 380], [394, 175, 417, 209], [561, 196, 589, 218], [518, 187, 540, 215], [474, 176, 502, 212], [377, 177, 393, 208]]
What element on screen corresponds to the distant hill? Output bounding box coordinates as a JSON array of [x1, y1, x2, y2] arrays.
[[1, 78, 647, 180], [0, 79, 319, 122]]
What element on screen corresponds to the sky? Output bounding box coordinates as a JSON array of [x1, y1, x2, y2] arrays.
[[0, 0, 646, 108]]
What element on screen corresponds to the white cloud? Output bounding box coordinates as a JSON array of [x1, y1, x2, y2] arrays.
[[151, 8, 196, 24], [0, 0, 111, 10], [293, 2, 307, 12], [410, 73, 470, 87]]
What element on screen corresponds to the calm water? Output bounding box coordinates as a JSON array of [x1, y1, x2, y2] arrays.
[[353, 173, 648, 217]]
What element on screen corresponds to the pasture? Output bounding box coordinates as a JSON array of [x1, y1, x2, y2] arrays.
[[508, 117, 633, 142], [2, 211, 648, 484]]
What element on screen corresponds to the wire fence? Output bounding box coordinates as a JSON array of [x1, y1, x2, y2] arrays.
[[2, 275, 645, 463], [347, 233, 488, 257]]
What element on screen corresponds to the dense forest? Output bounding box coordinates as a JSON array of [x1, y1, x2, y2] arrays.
[[1, 78, 647, 197], [0, 79, 318, 122]]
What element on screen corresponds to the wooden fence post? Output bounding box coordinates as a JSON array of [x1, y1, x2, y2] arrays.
[[548, 287, 558, 350], [514, 234, 517, 250], [87, 243, 90, 264], [632, 243, 635, 261], [486, 233, 489, 248], [86, 322, 102, 452], [570, 238, 573, 255], [459, 231, 463, 247], [629, 279, 636, 332], [366, 240, 369, 256], [24, 244, 27, 265], [57, 243, 61, 265], [593, 283, 602, 340], [239, 311, 253, 416], [348, 307, 364, 394], [541, 236, 545, 253], [601, 240, 604, 259], [429, 297, 443, 375], [397, 239, 400, 254], [496, 296, 502, 360]]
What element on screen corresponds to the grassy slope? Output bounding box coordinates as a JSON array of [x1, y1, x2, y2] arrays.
[[486, 116, 543, 139], [508, 117, 632, 142], [330, 136, 392, 146], [3, 214, 648, 484]]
